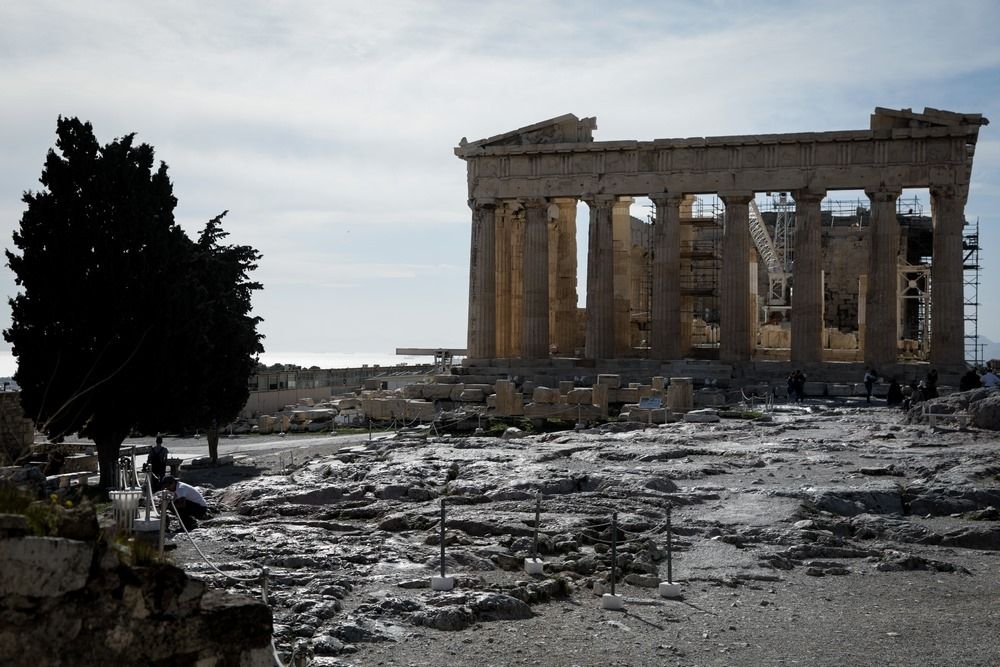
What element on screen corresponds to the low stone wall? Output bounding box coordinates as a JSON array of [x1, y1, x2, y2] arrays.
[[0, 392, 35, 465], [0, 503, 273, 665]]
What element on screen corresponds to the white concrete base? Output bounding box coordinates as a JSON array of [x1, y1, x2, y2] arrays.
[[132, 519, 162, 532], [658, 581, 681, 598], [601, 593, 623, 610], [431, 576, 455, 591], [524, 558, 545, 575]]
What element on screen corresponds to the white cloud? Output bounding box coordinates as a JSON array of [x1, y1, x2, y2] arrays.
[[2, 0, 999, 367]]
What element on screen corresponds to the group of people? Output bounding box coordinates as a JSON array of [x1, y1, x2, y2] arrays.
[[865, 364, 1000, 410], [865, 368, 937, 409], [960, 366, 1000, 390], [786, 370, 806, 402], [143, 436, 208, 530]]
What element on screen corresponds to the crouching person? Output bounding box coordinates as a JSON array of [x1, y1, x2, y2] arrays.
[[161, 474, 208, 530]]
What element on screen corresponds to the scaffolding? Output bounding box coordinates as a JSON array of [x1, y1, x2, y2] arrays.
[[684, 196, 723, 324], [634, 192, 981, 363], [964, 217, 982, 366]]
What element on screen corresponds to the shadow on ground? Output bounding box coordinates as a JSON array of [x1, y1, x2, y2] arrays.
[[175, 463, 266, 490]]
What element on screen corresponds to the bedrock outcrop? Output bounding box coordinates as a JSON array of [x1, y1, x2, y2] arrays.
[[168, 396, 1000, 666]]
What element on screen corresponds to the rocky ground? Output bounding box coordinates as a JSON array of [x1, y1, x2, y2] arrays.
[[166, 395, 1000, 667]]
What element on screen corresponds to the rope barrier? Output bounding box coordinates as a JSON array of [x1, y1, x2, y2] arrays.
[[169, 499, 259, 583], [166, 498, 287, 666], [740, 388, 775, 412]]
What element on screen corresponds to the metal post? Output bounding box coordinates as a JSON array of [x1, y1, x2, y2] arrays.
[[130, 446, 137, 488], [440, 498, 447, 577], [666, 503, 673, 583], [144, 474, 152, 522], [532, 491, 541, 559], [610, 511, 618, 596], [158, 491, 168, 556]]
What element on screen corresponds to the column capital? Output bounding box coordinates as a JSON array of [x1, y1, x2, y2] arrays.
[[648, 192, 686, 207], [929, 184, 958, 199], [519, 196, 550, 210], [864, 186, 902, 202], [791, 189, 826, 203], [469, 197, 497, 210], [581, 193, 617, 204], [719, 191, 755, 205], [551, 197, 579, 206]]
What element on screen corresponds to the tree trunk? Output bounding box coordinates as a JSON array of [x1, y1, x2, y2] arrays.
[[91, 427, 130, 489], [207, 424, 219, 463]]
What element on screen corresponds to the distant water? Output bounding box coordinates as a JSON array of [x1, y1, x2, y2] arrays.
[[0, 350, 452, 378], [256, 351, 451, 369], [0, 352, 14, 377]]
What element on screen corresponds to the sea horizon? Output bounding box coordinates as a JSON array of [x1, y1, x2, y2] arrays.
[[0, 349, 449, 379]]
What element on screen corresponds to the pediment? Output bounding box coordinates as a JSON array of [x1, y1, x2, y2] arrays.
[[456, 114, 597, 155], [871, 107, 988, 130]]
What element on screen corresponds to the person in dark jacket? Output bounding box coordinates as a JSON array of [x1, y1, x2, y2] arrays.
[[144, 436, 169, 491]]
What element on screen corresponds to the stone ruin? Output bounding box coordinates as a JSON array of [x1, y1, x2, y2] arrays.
[[457, 107, 988, 378]]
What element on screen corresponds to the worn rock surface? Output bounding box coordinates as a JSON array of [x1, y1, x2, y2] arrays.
[[171, 395, 1000, 666]]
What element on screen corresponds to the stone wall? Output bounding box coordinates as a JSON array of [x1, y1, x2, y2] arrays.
[[824, 227, 868, 331], [0, 392, 35, 466], [0, 502, 273, 666]]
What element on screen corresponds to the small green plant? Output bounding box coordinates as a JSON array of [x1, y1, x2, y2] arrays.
[[1, 485, 88, 537], [117, 535, 164, 566], [27, 494, 73, 536], [0, 484, 33, 515]]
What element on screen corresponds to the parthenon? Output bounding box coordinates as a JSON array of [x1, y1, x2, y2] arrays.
[[455, 108, 988, 378]]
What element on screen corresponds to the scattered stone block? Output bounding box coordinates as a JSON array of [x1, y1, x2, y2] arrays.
[[596, 374, 620, 389], [532, 387, 561, 404], [683, 409, 720, 423]]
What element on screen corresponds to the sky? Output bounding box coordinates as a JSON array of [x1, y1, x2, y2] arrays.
[[1, 0, 998, 377]]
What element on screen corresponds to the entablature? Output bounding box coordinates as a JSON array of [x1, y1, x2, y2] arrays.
[[458, 108, 987, 201]]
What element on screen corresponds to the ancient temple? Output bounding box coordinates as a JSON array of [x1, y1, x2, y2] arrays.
[[455, 108, 987, 375]]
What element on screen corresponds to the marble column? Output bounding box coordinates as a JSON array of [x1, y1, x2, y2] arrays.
[[552, 198, 579, 356], [584, 195, 615, 360], [466, 198, 497, 359], [521, 198, 550, 359], [719, 193, 754, 362], [495, 204, 516, 357], [929, 185, 965, 367], [790, 190, 826, 363], [864, 187, 901, 366], [509, 206, 525, 356], [612, 197, 634, 356], [649, 193, 684, 359]]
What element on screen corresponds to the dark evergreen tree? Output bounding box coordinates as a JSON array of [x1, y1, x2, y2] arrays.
[[189, 212, 263, 461], [5, 117, 264, 487]]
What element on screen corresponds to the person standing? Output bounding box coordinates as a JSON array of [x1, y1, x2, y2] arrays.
[[925, 369, 939, 399], [793, 370, 806, 402], [864, 367, 877, 403], [161, 474, 208, 530], [144, 436, 169, 491], [886, 378, 904, 406]]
